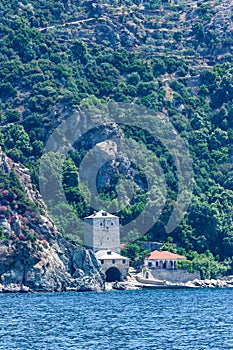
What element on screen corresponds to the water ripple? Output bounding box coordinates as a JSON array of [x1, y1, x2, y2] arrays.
[[0, 289, 232, 349]]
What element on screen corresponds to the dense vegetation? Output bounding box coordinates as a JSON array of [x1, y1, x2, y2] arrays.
[[0, 0, 232, 276]]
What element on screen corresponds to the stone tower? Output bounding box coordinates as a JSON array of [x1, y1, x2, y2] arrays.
[[84, 210, 120, 253]]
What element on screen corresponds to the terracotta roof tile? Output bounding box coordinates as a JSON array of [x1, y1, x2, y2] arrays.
[[145, 250, 186, 261]]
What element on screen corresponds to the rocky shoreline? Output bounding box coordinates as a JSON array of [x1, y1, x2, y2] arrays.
[[1, 273, 233, 294], [0, 238, 105, 293], [0, 151, 105, 293], [185, 277, 233, 288], [104, 276, 233, 292]]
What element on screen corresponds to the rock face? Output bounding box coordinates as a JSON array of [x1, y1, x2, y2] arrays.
[[0, 237, 104, 293], [0, 149, 105, 293], [79, 136, 148, 202]]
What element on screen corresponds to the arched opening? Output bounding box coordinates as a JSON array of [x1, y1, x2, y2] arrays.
[[105, 267, 122, 282]]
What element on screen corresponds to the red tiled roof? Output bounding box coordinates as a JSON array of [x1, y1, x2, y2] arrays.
[[145, 250, 186, 261]]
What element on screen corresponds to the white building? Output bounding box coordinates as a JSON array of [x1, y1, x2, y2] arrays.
[[144, 250, 186, 270], [95, 250, 129, 282], [84, 210, 129, 281], [84, 210, 120, 253], [144, 250, 200, 283]]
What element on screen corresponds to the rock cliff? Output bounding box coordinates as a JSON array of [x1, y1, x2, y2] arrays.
[[0, 238, 104, 293], [0, 150, 104, 292]]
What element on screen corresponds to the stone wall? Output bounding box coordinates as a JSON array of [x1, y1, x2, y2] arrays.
[[99, 259, 129, 280], [84, 218, 94, 249], [151, 269, 200, 283], [84, 217, 120, 253], [138, 241, 164, 251]]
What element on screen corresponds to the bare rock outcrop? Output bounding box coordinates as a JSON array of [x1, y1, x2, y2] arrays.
[[0, 149, 105, 293], [0, 238, 104, 293]]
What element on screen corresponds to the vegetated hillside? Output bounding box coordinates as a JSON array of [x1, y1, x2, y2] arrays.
[[0, 0, 232, 275]]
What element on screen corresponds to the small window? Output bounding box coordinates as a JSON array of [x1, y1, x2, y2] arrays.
[[100, 222, 102, 226], [148, 262, 152, 267], [112, 260, 115, 264], [111, 222, 113, 226], [123, 259, 126, 264], [101, 260, 104, 264]]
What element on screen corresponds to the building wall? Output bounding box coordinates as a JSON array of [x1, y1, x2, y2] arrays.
[[145, 259, 178, 269], [138, 242, 164, 251], [84, 217, 120, 253], [99, 259, 129, 280], [83, 218, 94, 249], [151, 269, 200, 283]]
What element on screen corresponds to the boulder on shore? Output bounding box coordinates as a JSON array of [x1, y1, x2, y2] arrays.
[[185, 278, 233, 288]]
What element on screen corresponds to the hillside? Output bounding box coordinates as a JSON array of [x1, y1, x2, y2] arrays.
[[0, 149, 104, 292], [0, 0, 232, 276]]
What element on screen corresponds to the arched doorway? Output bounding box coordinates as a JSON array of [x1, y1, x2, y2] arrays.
[[105, 267, 122, 282]]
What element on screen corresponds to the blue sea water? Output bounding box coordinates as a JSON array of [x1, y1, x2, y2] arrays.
[[0, 289, 232, 350]]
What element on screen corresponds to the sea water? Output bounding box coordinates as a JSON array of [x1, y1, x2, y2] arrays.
[[0, 289, 232, 350]]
